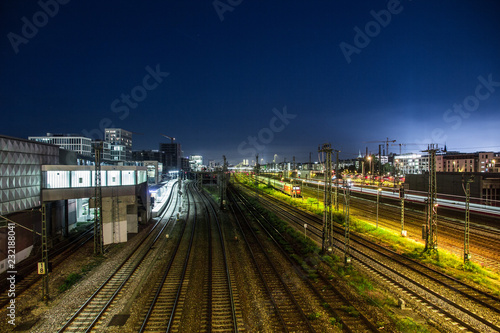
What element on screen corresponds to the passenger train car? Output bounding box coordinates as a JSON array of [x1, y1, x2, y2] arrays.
[[255, 175, 301, 197]]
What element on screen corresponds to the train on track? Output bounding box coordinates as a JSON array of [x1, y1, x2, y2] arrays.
[[254, 175, 302, 197]]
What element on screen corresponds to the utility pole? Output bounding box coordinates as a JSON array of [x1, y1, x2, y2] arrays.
[[376, 188, 381, 228], [197, 172, 202, 190], [463, 175, 474, 264], [378, 144, 382, 183], [423, 144, 440, 252], [255, 154, 259, 199], [41, 203, 49, 303], [220, 155, 227, 209], [400, 184, 407, 236], [385, 137, 395, 157], [178, 174, 182, 212], [334, 149, 340, 211], [93, 141, 103, 255], [318, 143, 333, 252], [344, 179, 351, 265]]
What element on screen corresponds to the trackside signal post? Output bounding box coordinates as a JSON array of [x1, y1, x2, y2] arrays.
[[93, 141, 104, 255], [318, 143, 333, 252], [463, 175, 474, 264], [334, 149, 340, 212], [423, 144, 441, 252], [219, 155, 228, 209], [344, 179, 352, 265], [400, 184, 407, 237], [41, 203, 49, 302]]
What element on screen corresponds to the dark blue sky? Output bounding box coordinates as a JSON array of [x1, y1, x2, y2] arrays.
[[1, 0, 499, 164]]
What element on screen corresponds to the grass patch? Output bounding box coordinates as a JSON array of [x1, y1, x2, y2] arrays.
[[58, 255, 105, 293], [396, 317, 429, 333], [329, 317, 343, 329], [58, 272, 82, 292], [237, 173, 500, 296], [203, 185, 220, 203], [307, 312, 321, 320], [341, 305, 360, 317]]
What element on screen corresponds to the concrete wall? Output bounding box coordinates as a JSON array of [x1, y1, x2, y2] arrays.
[[0, 210, 39, 274], [102, 194, 136, 244], [68, 199, 77, 231], [405, 172, 497, 200]]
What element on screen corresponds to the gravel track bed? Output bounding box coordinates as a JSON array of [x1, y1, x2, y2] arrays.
[[94, 217, 181, 332], [21, 223, 154, 333], [241, 179, 498, 332], [222, 207, 279, 332], [344, 238, 499, 332], [345, 235, 500, 325], [302, 185, 500, 273]]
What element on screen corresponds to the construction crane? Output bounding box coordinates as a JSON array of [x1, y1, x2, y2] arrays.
[[160, 134, 176, 144], [391, 143, 428, 155], [365, 138, 396, 156]]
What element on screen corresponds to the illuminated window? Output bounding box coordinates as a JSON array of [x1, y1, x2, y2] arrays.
[[45, 171, 70, 188], [108, 170, 121, 186], [121, 171, 135, 185]]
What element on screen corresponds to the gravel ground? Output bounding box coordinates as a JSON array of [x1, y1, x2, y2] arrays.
[[0, 223, 153, 333], [3, 182, 472, 333]]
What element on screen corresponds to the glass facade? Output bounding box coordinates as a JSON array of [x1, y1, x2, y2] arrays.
[[138, 170, 147, 184], [42, 166, 147, 189], [29, 135, 92, 156], [45, 171, 70, 188], [105, 128, 133, 161], [122, 171, 135, 185]]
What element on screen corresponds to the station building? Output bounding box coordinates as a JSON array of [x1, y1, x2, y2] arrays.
[[0, 135, 150, 274]]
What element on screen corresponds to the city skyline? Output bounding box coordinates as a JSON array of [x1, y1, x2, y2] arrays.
[[1, 1, 499, 164]]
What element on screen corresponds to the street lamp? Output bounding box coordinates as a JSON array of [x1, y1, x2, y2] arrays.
[[368, 156, 373, 185], [376, 188, 382, 229]]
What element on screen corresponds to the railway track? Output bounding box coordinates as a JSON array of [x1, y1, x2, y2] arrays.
[[0, 225, 94, 309], [198, 187, 242, 332], [57, 183, 180, 332], [236, 182, 500, 332], [140, 183, 241, 332], [139, 183, 197, 332], [299, 179, 500, 272], [229, 189, 316, 332], [342, 191, 500, 272], [231, 186, 380, 332]]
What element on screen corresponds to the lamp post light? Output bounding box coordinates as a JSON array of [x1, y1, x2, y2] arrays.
[[376, 188, 382, 229], [367, 156, 372, 185]]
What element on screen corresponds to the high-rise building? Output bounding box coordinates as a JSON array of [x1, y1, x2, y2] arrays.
[[159, 142, 182, 171], [29, 133, 93, 156], [105, 128, 132, 162], [189, 155, 203, 171], [132, 150, 166, 164]]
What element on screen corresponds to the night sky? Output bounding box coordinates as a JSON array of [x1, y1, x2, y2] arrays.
[[1, 1, 499, 165]]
